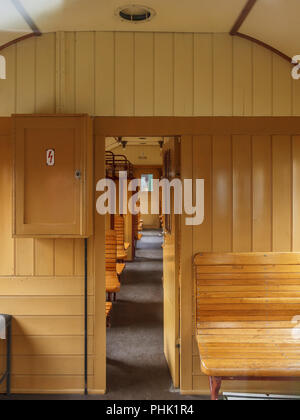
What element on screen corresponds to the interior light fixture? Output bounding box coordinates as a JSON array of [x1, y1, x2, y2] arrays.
[[116, 5, 156, 23]]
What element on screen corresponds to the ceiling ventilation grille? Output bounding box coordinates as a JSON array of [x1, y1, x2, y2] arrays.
[[116, 5, 155, 23]]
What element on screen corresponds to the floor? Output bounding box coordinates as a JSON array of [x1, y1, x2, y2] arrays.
[[102, 229, 207, 400], [1, 230, 208, 400]]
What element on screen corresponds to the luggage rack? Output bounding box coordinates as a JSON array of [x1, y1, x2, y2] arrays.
[[105, 152, 134, 179], [0, 314, 12, 396]]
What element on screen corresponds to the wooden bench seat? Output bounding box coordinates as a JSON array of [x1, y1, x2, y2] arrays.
[[106, 230, 121, 301], [116, 262, 125, 277], [106, 302, 113, 328], [115, 215, 128, 261], [194, 252, 300, 400]]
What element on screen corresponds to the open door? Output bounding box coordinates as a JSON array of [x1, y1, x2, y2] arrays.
[[163, 137, 180, 388]]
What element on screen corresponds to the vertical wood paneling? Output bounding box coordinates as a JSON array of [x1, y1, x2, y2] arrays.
[[212, 136, 232, 252], [0, 45, 16, 116], [154, 33, 174, 116], [16, 239, 34, 276], [193, 136, 212, 252], [232, 136, 252, 251], [135, 33, 154, 116], [115, 32, 134, 116], [292, 80, 300, 116], [35, 239, 54, 276], [36, 33, 56, 113], [272, 136, 292, 251], [64, 32, 76, 113], [293, 137, 300, 251], [233, 37, 253, 116], [55, 239, 74, 276], [174, 34, 194, 116], [253, 45, 272, 116], [252, 136, 272, 251], [273, 55, 292, 116], [95, 32, 115, 116], [180, 136, 193, 392], [0, 135, 14, 275], [76, 32, 95, 114], [74, 239, 85, 276], [213, 34, 233, 116], [16, 37, 36, 113], [194, 34, 213, 116]]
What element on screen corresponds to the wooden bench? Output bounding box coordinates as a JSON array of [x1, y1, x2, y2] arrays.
[[194, 252, 300, 400], [105, 230, 121, 301], [115, 215, 128, 261], [106, 302, 113, 328]]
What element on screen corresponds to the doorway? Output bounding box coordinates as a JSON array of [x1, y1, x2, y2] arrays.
[[103, 136, 181, 397]]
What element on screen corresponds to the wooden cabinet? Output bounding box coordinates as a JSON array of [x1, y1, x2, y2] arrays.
[[13, 114, 93, 238]]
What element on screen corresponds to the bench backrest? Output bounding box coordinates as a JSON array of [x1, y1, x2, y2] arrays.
[[105, 230, 117, 271], [194, 252, 300, 333], [115, 215, 125, 248]]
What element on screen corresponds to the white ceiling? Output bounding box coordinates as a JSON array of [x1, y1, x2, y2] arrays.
[[0, 0, 298, 58]]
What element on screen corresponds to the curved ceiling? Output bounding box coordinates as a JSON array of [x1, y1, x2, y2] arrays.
[[0, 0, 298, 59]]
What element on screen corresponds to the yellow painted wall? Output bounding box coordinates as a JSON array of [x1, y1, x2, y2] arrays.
[[181, 135, 300, 396], [0, 30, 299, 394]]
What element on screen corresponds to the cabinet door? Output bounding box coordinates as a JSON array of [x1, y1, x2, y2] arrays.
[[13, 115, 93, 237]]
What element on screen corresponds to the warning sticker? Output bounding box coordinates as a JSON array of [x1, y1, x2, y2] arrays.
[[46, 149, 55, 166]]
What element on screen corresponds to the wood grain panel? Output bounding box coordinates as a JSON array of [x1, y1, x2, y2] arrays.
[[212, 136, 232, 252], [213, 34, 233, 116], [36, 33, 56, 113], [252, 136, 272, 251], [16, 238, 34, 276], [253, 45, 272, 116], [0, 277, 92, 296], [35, 239, 54, 276], [233, 37, 253, 116], [135, 33, 154, 116], [154, 33, 174, 116], [95, 32, 115, 116], [0, 45, 16, 116], [115, 32, 134, 116], [0, 134, 14, 275], [64, 32, 76, 113], [55, 239, 74, 276], [174, 34, 194, 116], [194, 34, 213, 116], [16, 37, 36, 113], [232, 136, 252, 251], [272, 136, 292, 251], [0, 296, 94, 316], [193, 136, 212, 253], [10, 356, 94, 375], [12, 316, 93, 336], [76, 32, 95, 114], [273, 55, 292, 116], [293, 137, 300, 251]]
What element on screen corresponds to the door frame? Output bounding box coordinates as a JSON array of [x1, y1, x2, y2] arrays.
[[93, 116, 299, 393]]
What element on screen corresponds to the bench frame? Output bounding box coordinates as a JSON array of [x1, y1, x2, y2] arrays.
[[209, 376, 300, 400]]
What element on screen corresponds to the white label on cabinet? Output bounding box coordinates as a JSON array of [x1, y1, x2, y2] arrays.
[[46, 149, 55, 166]]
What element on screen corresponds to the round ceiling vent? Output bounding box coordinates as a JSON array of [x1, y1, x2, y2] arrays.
[[116, 5, 156, 23]]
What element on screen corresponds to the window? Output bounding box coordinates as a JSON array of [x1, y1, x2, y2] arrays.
[[141, 174, 153, 192]]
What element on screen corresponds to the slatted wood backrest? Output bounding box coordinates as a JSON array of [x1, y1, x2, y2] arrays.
[[194, 253, 300, 333], [105, 230, 117, 272], [115, 215, 125, 249]]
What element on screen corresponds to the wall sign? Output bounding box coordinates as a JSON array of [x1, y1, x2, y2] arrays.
[[46, 149, 55, 166]]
